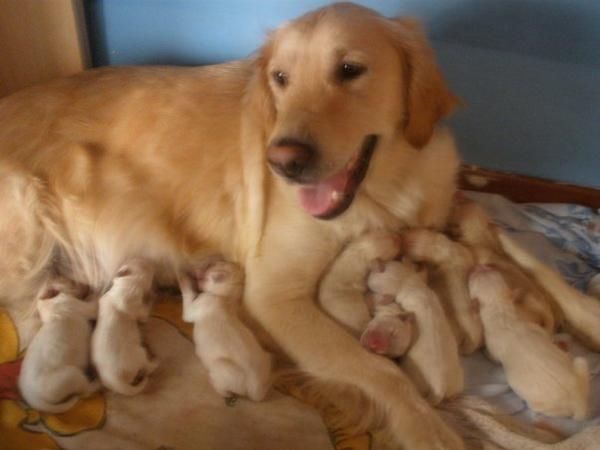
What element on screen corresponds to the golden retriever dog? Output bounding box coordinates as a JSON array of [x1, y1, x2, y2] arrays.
[[4, 2, 569, 448]]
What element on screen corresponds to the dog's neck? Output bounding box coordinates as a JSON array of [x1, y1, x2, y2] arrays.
[[362, 128, 460, 230]]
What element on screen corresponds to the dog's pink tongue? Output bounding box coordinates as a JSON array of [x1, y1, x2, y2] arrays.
[[298, 168, 349, 217]]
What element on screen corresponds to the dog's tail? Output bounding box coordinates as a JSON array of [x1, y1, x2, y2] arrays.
[[439, 395, 561, 450], [572, 357, 590, 420]]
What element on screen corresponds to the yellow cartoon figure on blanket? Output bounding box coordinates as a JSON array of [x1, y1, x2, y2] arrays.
[[0, 310, 106, 450]]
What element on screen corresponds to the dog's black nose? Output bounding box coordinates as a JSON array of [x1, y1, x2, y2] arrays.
[[267, 138, 316, 181]]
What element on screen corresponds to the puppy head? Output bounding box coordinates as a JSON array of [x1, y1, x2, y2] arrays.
[[198, 261, 244, 300], [36, 276, 91, 321], [468, 265, 513, 309], [367, 260, 415, 295], [106, 262, 155, 319], [360, 312, 416, 358], [249, 3, 458, 220]]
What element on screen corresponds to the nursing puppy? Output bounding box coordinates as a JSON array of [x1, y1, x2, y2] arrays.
[[319, 230, 402, 335], [368, 260, 464, 404], [360, 293, 416, 358], [403, 228, 483, 354], [469, 265, 590, 420], [449, 200, 558, 332], [179, 260, 272, 402], [499, 232, 600, 352], [19, 276, 99, 413], [92, 259, 158, 396]]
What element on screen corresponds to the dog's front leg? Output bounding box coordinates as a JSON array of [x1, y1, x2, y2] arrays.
[[319, 231, 402, 335], [245, 262, 465, 450]]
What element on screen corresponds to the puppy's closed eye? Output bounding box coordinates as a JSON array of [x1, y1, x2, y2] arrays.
[[39, 288, 59, 300], [116, 267, 132, 278]]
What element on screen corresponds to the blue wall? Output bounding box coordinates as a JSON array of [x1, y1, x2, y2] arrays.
[[86, 0, 600, 188]]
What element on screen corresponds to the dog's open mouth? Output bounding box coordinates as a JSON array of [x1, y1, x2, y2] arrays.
[[299, 135, 378, 219]]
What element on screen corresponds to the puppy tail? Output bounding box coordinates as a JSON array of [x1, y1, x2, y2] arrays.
[[572, 357, 590, 420]]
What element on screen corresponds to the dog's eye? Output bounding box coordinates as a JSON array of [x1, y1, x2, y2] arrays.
[[272, 70, 288, 87], [338, 63, 366, 82]]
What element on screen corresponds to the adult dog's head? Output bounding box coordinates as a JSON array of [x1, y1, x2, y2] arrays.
[[247, 2, 458, 220]]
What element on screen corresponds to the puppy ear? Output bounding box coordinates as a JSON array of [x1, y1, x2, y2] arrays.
[[389, 18, 460, 148]]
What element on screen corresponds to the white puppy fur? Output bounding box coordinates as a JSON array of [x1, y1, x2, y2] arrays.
[[318, 231, 402, 336], [19, 277, 99, 413], [403, 228, 483, 354], [179, 260, 272, 401], [91, 258, 158, 396], [469, 265, 590, 420], [450, 200, 558, 332], [368, 260, 464, 404], [360, 293, 416, 358], [499, 231, 600, 352]]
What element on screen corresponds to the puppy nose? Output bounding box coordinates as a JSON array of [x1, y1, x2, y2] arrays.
[[267, 138, 316, 181]]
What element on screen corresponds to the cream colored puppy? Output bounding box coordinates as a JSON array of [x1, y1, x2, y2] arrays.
[[19, 277, 99, 413], [92, 259, 158, 396], [360, 293, 416, 358], [403, 228, 483, 354], [318, 231, 402, 336], [450, 200, 558, 332], [469, 265, 590, 420], [179, 260, 272, 401], [499, 232, 600, 352], [368, 260, 464, 404]]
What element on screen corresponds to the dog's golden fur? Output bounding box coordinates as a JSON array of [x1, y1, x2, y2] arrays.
[[1, 3, 468, 448]]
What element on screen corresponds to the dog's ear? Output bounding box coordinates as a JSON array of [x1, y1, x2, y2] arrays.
[[388, 18, 460, 148], [243, 39, 277, 143]]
